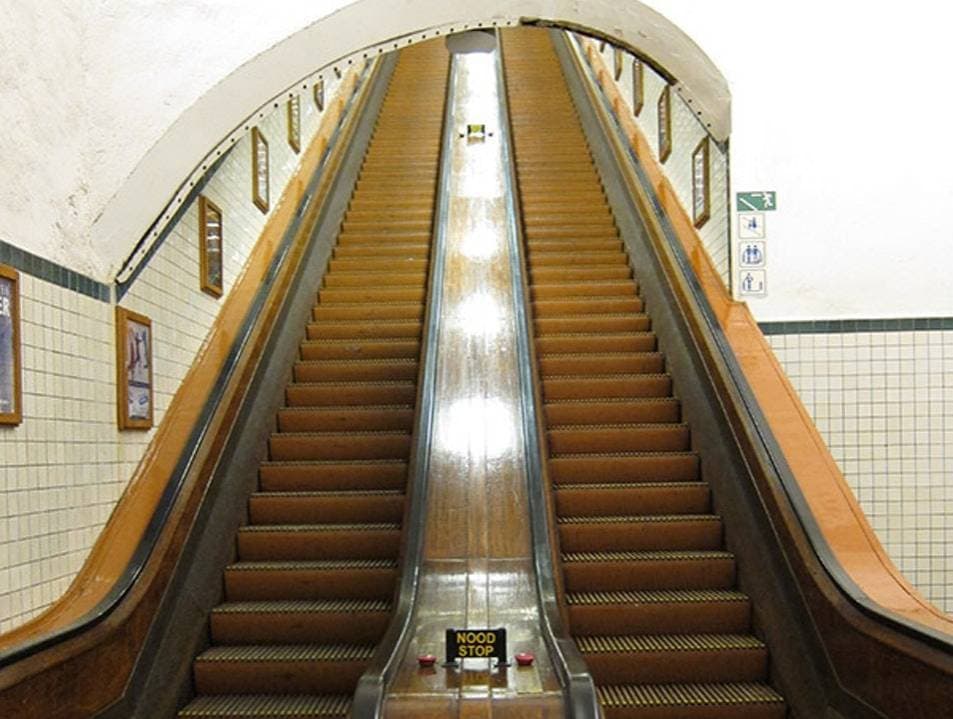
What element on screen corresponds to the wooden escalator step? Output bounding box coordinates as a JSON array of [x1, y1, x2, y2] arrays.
[[248, 489, 404, 524], [209, 599, 391, 645], [561, 550, 736, 592], [192, 643, 374, 695], [179, 693, 351, 718], [597, 682, 785, 719], [223, 558, 399, 601]]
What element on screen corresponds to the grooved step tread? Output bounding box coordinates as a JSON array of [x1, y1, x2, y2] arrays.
[[196, 644, 375, 663], [577, 634, 765, 654], [212, 599, 390, 614], [564, 550, 733, 563], [598, 682, 784, 708], [251, 490, 403, 499], [557, 481, 705, 492], [179, 694, 351, 717], [227, 559, 398, 571], [567, 590, 748, 606], [240, 523, 399, 533], [559, 514, 719, 525]]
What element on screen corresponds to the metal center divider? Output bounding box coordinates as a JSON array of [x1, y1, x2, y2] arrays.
[[494, 30, 601, 719], [350, 52, 458, 719]]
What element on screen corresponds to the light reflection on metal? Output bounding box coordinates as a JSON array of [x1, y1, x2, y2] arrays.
[[441, 397, 517, 461]]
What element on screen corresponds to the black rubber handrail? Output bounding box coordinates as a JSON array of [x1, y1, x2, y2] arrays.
[[0, 58, 383, 671], [495, 31, 601, 719], [557, 28, 953, 654], [350, 52, 457, 719]]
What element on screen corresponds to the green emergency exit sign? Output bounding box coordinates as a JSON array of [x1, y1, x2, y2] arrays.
[[736, 192, 777, 211]]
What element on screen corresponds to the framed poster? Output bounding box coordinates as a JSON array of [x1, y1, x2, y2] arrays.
[[198, 195, 224, 297], [692, 137, 711, 228], [116, 307, 153, 430], [251, 127, 270, 213], [614, 47, 623, 81], [287, 95, 301, 154], [314, 78, 325, 112], [632, 59, 644, 116], [658, 85, 672, 163], [0, 264, 22, 425]]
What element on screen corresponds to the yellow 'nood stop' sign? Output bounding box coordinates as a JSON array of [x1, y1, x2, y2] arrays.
[[445, 627, 507, 663]]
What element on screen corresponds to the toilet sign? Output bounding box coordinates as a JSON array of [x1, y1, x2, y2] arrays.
[[446, 627, 507, 664], [739, 241, 766, 268]]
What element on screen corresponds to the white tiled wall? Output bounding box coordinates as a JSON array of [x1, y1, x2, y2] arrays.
[[767, 330, 953, 613], [585, 37, 731, 287], [0, 68, 357, 633]]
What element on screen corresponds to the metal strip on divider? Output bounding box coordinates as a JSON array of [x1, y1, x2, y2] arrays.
[[494, 31, 601, 719], [351, 52, 457, 719], [556, 29, 953, 652], [0, 55, 391, 670]]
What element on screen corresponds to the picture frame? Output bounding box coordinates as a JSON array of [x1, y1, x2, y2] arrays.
[[198, 195, 224, 297], [116, 307, 153, 430], [287, 95, 301, 154], [692, 137, 712, 228], [314, 78, 325, 112], [0, 264, 22, 426], [658, 84, 672, 163], [614, 47, 623, 81], [632, 58, 645, 116], [251, 126, 270, 213]]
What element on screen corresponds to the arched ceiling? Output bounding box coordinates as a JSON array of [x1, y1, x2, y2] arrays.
[[4, 0, 729, 281]]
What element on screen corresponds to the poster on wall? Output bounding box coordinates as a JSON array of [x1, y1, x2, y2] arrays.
[[199, 196, 224, 297], [658, 85, 672, 163], [252, 126, 270, 213], [116, 307, 153, 430], [0, 264, 22, 425], [692, 137, 711, 228]]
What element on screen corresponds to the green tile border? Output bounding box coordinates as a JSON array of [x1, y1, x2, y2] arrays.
[[0, 240, 111, 302], [759, 318, 953, 335]]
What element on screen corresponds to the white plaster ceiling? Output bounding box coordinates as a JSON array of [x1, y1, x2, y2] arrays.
[[0, 0, 728, 282]]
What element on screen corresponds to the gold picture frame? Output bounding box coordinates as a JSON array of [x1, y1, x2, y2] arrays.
[[614, 47, 623, 81], [632, 59, 645, 116], [692, 137, 711, 228], [287, 95, 301, 154], [314, 78, 325, 112], [116, 307, 153, 430], [251, 126, 270, 213], [658, 85, 672, 163], [198, 196, 224, 297], [0, 263, 22, 425]]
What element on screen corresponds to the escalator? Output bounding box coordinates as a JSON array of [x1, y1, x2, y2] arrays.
[[177, 41, 449, 718], [501, 30, 787, 719]]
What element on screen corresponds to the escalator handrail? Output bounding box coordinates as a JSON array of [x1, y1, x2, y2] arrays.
[[0, 59, 381, 671], [350, 52, 457, 719], [559, 29, 953, 654], [495, 31, 602, 719]]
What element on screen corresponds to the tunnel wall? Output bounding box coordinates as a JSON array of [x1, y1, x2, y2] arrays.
[[584, 36, 731, 288], [0, 67, 355, 632]]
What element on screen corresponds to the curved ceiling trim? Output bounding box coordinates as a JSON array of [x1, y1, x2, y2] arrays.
[[96, 0, 730, 282]]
